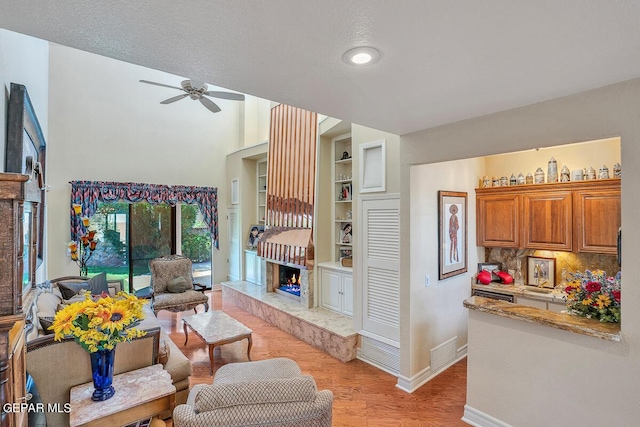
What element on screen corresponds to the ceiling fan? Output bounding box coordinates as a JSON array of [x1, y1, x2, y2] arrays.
[[139, 79, 245, 113]]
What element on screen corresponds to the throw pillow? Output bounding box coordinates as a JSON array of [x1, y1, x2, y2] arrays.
[[58, 272, 109, 299], [38, 316, 55, 335], [87, 272, 110, 295], [158, 339, 171, 366], [167, 276, 191, 293], [57, 281, 90, 300]]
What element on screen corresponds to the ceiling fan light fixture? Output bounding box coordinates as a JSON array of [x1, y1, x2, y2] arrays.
[[342, 46, 380, 66]]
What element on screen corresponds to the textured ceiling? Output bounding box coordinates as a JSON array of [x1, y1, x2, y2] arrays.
[[2, 0, 640, 135]]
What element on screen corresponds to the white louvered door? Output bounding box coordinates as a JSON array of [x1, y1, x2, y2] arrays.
[[361, 197, 400, 341]]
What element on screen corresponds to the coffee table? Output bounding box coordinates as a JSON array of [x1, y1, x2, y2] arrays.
[[69, 364, 175, 427], [182, 310, 253, 375]]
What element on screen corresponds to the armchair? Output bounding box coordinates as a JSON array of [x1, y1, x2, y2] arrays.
[[173, 358, 333, 427], [149, 255, 210, 316]]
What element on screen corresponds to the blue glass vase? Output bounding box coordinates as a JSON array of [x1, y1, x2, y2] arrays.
[[90, 348, 116, 401]]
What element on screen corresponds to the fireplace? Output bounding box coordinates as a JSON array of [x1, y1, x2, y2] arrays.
[[265, 261, 314, 307], [277, 265, 301, 298]]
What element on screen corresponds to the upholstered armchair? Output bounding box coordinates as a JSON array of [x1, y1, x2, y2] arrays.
[[173, 358, 333, 427], [149, 255, 210, 316]]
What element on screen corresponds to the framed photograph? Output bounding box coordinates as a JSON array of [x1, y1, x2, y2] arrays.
[[438, 191, 468, 280], [246, 224, 265, 249], [477, 262, 501, 282], [527, 256, 556, 288], [339, 183, 352, 201]]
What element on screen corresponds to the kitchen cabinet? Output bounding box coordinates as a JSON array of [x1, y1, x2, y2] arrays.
[[319, 263, 353, 316], [574, 186, 621, 254], [476, 193, 520, 247], [476, 179, 620, 253], [522, 191, 572, 251]]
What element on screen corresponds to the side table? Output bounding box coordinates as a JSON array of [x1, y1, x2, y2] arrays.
[[69, 364, 175, 427]]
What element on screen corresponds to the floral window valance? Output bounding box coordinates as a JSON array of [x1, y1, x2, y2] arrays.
[[70, 180, 219, 248]]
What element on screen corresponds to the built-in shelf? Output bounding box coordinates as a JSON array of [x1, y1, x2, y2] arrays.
[[257, 158, 267, 224], [333, 134, 353, 264]]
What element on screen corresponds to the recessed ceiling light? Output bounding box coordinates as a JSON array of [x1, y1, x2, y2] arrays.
[[342, 46, 381, 66]]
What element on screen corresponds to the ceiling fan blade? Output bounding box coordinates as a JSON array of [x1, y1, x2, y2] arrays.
[[139, 80, 183, 91], [160, 94, 189, 104], [204, 91, 245, 101], [199, 97, 221, 113]]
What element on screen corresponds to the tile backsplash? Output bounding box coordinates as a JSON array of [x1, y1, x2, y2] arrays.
[[485, 248, 620, 285]]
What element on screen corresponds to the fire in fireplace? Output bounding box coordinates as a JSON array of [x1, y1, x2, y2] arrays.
[[279, 265, 301, 297]]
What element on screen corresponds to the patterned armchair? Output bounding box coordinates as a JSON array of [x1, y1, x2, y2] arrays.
[[149, 255, 210, 316], [173, 358, 333, 427]]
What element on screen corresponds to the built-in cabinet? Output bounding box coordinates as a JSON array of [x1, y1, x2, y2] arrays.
[[244, 249, 263, 286], [318, 263, 353, 316], [476, 179, 620, 254]]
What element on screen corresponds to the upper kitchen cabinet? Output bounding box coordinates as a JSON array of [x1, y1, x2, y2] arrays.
[[522, 191, 572, 251], [573, 182, 621, 254], [476, 179, 620, 254], [476, 193, 521, 248]]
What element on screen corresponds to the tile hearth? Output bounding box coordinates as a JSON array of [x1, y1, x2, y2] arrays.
[[221, 281, 358, 362]]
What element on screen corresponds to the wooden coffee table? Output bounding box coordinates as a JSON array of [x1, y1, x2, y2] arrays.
[[182, 310, 253, 375]]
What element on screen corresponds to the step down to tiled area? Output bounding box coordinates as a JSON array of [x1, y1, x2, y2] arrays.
[[221, 281, 358, 362]]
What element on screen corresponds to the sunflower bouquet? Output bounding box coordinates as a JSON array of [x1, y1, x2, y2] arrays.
[[51, 292, 148, 353], [565, 270, 621, 323]]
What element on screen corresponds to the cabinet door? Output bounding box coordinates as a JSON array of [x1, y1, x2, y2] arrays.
[[574, 188, 621, 254], [342, 273, 353, 317], [245, 251, 257, 284], [515, 297, 547, 310], [522, 191, 572, 251], [476, 194, 520, 247], [321, 269, 342, 313]]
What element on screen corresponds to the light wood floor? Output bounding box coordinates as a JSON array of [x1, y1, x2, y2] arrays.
[[156, 290, 468, 426]]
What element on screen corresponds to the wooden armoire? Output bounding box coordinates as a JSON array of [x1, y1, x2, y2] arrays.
[[0, 172, 41, 427]]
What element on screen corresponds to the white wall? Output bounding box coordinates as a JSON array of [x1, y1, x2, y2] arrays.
[[409, 159, 484, 376], [400, 78, 640, 426], [47, 44, 241, 284], [0, 29, 49, 282], [484, 136, 620, 181], [242, 96, 272, 146]]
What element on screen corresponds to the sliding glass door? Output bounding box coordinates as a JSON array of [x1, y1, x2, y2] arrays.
[[130, 203, 175, 293], [88, 201, 211, 293]]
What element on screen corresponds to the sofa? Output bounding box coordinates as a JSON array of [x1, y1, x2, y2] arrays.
[[173, 358, 333, 427], [26, 276, 193, 426]]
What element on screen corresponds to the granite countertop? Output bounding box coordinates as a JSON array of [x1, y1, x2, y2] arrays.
[[464, 296, 621, 341], [472, 283, 567, 303]]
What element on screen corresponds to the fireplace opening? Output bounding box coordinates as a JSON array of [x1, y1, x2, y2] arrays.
[[278, 265, 301, 297]]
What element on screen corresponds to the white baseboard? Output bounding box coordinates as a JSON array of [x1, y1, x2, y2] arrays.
[[212, 283, 222, 291], [396, 345, 468, 393], [462, 405, 512, 427]]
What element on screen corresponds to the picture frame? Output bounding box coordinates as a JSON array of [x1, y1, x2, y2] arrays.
[[339, 183, 352, 201], [246, 224, 265, 249], [6, 83, 46, 268], [477, 262, 501, 283], [438, 191, 468, 280], [527, 256, 556, 288]]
